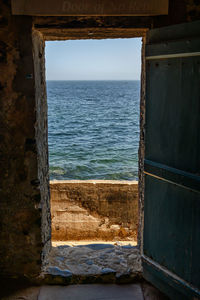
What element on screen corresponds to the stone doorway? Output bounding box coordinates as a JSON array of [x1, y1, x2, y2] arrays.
[[42, 38, 143, 283]]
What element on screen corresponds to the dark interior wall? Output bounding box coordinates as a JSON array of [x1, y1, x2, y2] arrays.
[[33, 16, 150, 40], [32, 29, 51, 271], [0, 1, 50, 279]]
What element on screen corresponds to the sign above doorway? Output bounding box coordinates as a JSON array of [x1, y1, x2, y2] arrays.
[[11, 0, 168, 16]]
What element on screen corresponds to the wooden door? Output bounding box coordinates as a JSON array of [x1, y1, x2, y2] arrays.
[[143, 20, 200, 299]]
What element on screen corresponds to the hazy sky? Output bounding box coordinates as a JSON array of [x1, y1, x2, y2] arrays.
[[45, 38, 142, 80]]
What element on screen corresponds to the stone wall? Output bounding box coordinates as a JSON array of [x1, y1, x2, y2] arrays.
[[0, 1, 50, 279], [32, 29, 51, 270], [50, 181, 138, 241]]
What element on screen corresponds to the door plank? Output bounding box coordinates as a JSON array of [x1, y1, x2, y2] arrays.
[[143, 21, 200, 299]]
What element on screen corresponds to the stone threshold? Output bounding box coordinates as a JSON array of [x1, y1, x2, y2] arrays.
[[41, 271, 142, 285], [41, 242, 142, 285]]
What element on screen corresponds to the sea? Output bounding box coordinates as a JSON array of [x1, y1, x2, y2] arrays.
[[47, 80, 140, 181]]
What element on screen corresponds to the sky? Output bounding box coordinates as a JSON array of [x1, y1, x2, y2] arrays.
[[45, 38, 142, 81]]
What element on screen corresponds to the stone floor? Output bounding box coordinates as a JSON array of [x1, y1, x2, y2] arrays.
[[43, 241, 141, 283], [38, 284, 144, 300], [0, 242, 169, 299], [1, 283, 169, 300]]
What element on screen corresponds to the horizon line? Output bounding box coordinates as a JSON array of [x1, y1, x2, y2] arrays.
[[46, 79, 140, 81]]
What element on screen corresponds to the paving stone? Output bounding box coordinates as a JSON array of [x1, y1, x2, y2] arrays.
[[122, 245, 136, 249], [84, 264, 102, 275], [38, 284, 144, 300], [105, 249, 114, 254], [56, 256, 65, 262], [81, 243, 115, 250], [99, 254, 107, 260], [57, 245, 70, 250], [47, 266, 72, 277], [85, 259, 94, 265], [44, 243, 142, 282], [101, 267, 116, 274], [115, 250, 124, 255]]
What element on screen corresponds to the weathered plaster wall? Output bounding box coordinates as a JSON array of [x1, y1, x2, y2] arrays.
[[34, 16, 149, 40], [50, 181, 138, 241], [0, 1, 50, 279], [32, 29, 51, 269]]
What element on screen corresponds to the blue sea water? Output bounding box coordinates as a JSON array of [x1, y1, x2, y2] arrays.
[[47, 80, 140, 180]]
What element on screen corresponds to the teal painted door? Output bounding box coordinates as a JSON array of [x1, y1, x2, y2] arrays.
[[143, 21, 200, 299]]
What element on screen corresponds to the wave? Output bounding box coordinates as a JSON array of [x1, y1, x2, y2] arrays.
[[47, 81, 140, 181], [49, 164, 138, 181]]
